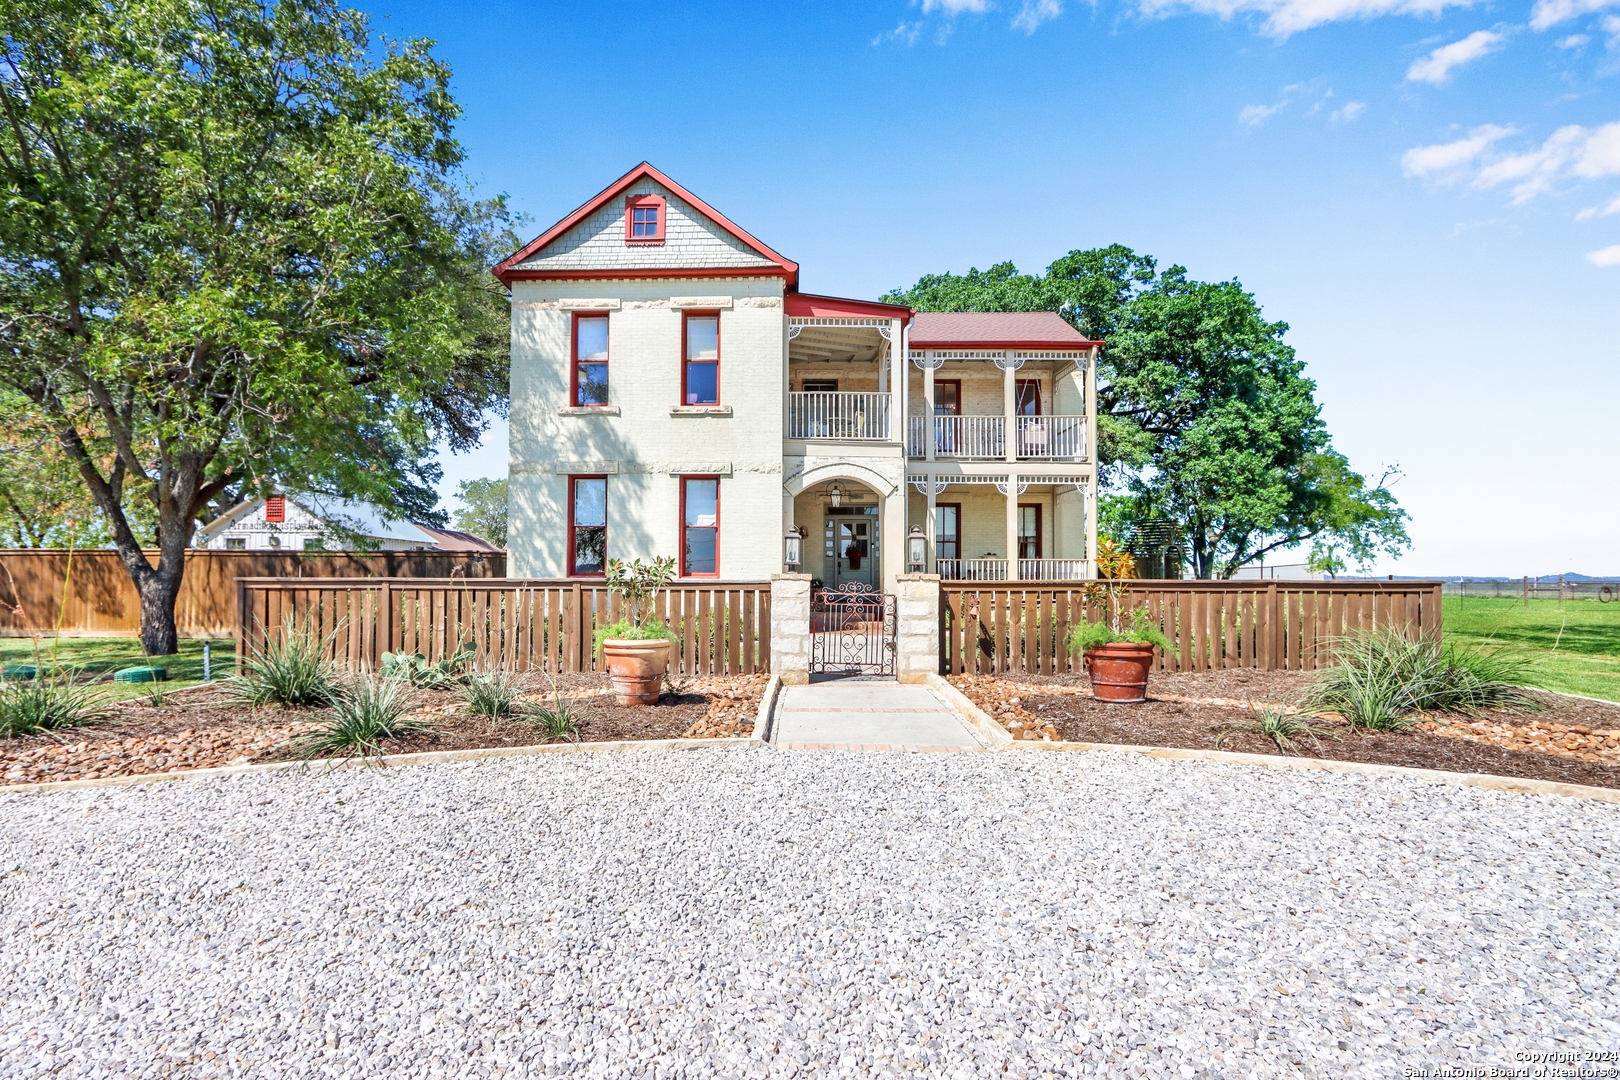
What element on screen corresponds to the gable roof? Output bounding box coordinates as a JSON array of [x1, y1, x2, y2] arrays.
[[493, 162, 799, 287], [195, 494, 484, 550], [414, 525, 503, 552], [909, 312, 1101, 350]]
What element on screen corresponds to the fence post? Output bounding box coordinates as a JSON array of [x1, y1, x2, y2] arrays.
[[378, 582, 395, 665], [234, 578, 248, 674], [770, 574, 812, 684], [894, 574, 941, 683], [567, 582, 583, 672], [1264, 582, 1279, 671]]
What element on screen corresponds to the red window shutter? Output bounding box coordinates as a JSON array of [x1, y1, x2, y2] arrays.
[[264, 496, 286, 523]]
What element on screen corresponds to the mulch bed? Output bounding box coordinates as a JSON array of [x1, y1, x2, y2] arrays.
[[0, 672, 769, 788], [953, 671, 1620, 790]]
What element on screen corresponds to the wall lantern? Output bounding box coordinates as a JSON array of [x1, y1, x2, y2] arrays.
[[828, 483, 843, 508], [907, 526, 926, 573], [785, 527, 802, 572]]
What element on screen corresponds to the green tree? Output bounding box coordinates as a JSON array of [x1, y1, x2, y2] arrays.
[[452, 477, 507, 548], [885, 249, 1409, 578], [0, 0, 512, 652]]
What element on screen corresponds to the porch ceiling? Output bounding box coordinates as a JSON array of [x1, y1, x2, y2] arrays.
[[789, 325, 885, 364]]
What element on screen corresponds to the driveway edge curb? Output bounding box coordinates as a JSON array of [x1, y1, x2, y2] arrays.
[[1013, 739, 1620, 803], [926, 673, 1012, 749]]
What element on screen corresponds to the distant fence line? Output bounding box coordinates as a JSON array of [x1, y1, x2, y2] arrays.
[[941, 579, 1444, 676], [0, 550, 506, 638], [236, 577, 770, 677], [1444, 577, 1620, 602]]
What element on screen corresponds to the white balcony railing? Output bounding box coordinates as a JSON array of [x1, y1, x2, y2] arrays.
[[788, 392, 891, 441], [904, 415, 1087, 459], [937, 559, 1093, 581], [1016, 416, 1086, 459]]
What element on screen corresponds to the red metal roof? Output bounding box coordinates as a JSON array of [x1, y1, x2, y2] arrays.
[[909, 312, 1100, 350], [413, 525, 504, 553], [785, 293, 913, 322]]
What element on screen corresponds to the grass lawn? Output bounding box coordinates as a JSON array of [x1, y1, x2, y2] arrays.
[[0, 636, 236, 701], [1444, 596, 1620, 703]]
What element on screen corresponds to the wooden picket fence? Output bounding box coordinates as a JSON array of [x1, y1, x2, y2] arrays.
[[235, 578, 771, 676], [941, 579, 1444, 675]]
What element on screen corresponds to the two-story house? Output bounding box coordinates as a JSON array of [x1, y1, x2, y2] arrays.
[[494, 163, 1099, 591]]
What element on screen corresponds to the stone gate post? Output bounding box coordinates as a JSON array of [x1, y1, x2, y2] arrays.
[[770, 574, 812, 685], [894, 574, 941, 684]]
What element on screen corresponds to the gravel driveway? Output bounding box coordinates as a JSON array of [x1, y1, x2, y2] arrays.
[[1, 749, 1615, 1078]]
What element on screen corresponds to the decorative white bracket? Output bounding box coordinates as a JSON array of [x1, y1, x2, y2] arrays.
[[993, 351, 1027, 372], [993, 477, 1031, 496], [786, 325, 803, 340], [908, 475, 951, 497], [910, 351, 946, 371], [877, 326, 892, 342]]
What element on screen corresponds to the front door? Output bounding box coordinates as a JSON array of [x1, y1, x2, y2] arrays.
[[835, 517, 877, 588]]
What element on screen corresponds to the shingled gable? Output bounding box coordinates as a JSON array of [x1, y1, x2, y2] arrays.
[[492, 162, 799, 287]]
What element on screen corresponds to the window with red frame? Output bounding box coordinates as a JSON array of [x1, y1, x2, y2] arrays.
[[572, 315, 609, 407], [624, 194, 666, 244], [569, 477, 607, 575], [1015, 380, 1042, 415], [681, 477, 719, 576], [264, 495, 286, 523], [683, 314, 719, 405]]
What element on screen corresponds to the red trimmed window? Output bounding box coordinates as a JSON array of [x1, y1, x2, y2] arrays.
[[264, 495, 286, 523], [572, 314, 609, 407], [935, 502, 961, 562], [682, 313, 719, 406], [680, 477, 719, 577], [624, 194, 666, 244], [1017, 504, 1042, 560], [569, 476, 607, 576]]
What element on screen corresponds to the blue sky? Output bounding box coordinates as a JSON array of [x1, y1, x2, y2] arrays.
[[375, 0, 1620, 575]]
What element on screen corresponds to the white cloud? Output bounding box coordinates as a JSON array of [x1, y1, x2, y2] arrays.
[[1401, 124, 1515, 176], [1012, 0, 1064, 30], [1556, 32, 1591, 45], [1605, 13, 1620, 45], [1136, 0, 1475, 39], [1332, 100, 1367, 122], [1587, 244, 1620, 265], [1406, 30, 1506, 83], [1574, 192, 1620, 218], [1529, 0, 1620, 30], [1240, 101, 1287, 126], [873, 21, 924, 44], [922, 0, 992, 11]]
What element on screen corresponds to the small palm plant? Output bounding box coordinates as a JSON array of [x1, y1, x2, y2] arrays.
[[291, 675, 425, 761], [1217, 705, 1332, 755], [460, 668, 525, 719], [526, 675, 581, 743], [0, 671, 110, 738], [228, 613, 338, 707]]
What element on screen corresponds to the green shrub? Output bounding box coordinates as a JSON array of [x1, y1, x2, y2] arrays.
[[525, 675, 581, 742], [460, 669, 525, 719], [1216, 705, 1332, 755], [229, 614, 337, 707], [1067, 607, 1173, 655], [291, 676, 424, 760], [0, 674, 110, 737], [592, 618, 678, 660], [1299, 629, 1544, 731]]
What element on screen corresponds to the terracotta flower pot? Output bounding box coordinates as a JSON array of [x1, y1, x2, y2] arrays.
[[1085, 641, 1157, 704], [601, 638, 672, 705]]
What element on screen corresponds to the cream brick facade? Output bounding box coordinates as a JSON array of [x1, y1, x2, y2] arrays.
[[499, 163, 1098, 592]]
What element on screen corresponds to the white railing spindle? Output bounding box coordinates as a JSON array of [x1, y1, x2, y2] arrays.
[[788, 393, 891, 440]]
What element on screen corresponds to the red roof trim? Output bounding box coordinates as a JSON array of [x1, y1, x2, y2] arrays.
[[784, 292, 914, 323], [501, 267, 790, 283], [493, 162, 799, 287], [908, 337, 1103, 350]]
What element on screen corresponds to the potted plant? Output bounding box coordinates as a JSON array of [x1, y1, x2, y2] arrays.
[[594, 557, 678, 705], [1067, 539, 1172, 703]]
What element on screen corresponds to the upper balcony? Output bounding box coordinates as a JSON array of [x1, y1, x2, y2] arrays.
[[787, 391, 891, 441], [906, 415, 1087, 461]]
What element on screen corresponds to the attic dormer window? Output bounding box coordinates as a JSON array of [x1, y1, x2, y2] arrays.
[[625, 194, 665, 244]]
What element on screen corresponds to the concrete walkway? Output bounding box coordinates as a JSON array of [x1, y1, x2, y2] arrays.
[[771, 679, 983, 751]]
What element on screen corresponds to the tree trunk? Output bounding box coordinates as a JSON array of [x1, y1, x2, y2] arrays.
[[137, 569, 183, 656]]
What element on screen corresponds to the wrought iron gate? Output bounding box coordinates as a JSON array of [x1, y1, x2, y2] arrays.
[[809, 582, 897, 676]]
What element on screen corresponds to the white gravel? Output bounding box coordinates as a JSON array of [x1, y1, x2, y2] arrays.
[[1, 749, 1616, 1079]]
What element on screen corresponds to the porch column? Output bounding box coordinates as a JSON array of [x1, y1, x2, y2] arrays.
[[891, 318, 907, 444], [1005, 473, 1020, 581], [923, 354, 936, 462], [783, 489, 797, 571], [881, 481, 905, 591], [1085, 347, 1100, 578], [924, 475, 937, 571], [1003, 352, 1017, 464]]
